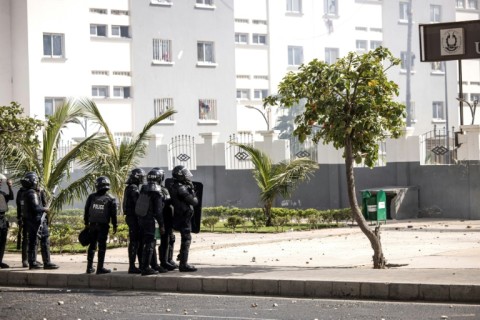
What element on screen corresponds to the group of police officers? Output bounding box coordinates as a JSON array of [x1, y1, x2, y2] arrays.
[[84, 165, 199, 275], [0, 165, 199, 276]]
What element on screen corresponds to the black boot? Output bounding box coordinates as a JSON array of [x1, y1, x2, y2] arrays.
[[0, 236, 9, 269], [128, 241, 141, 274], [167, 235, 178, 269], [178, 237, 196, 272], [86, 250, 96, 274], [159, 235, 175, 271], [41, 241, 59, 270], [21, 226, 28, 267], [96, 250, 111, 274], [141, 242, 158, 276]]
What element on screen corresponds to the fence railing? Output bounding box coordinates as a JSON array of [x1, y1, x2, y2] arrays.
[[225, 132, 254, 170], [420, 125, 456, 165], [167, 135, 197, 170]]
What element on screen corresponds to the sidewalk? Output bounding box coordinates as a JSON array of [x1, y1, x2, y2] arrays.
[[1, 218, 479, 302]]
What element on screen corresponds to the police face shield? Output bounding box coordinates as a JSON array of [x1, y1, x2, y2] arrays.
[[181, 168, 193, 181]]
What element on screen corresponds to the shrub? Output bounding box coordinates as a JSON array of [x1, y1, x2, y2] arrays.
[[224, 215, 244, 232], [202, 216, 220, 231]]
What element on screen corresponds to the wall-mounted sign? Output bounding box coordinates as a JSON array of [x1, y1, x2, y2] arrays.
[[420, 20, 480, 62]]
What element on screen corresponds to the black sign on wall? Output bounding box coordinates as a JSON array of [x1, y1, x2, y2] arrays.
[[419, 20, 480, 62]]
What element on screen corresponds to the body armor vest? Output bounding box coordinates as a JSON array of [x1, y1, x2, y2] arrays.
[[89, 194, 110, 224]]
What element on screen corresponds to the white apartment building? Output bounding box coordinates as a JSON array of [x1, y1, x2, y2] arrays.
[[0, 0, 477, 147]]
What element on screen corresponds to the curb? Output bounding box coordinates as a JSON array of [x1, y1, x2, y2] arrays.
[[1, 270, 479, 303]]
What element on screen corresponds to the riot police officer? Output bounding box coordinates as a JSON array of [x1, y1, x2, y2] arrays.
[[22, 172, 58, 270], [137, 168, 166, 276], [122, 168, 145, 274], [0, 176, 13, 269], [84, 176, 118, 274], [159, 173, 177, 271], [169, 165, 198, 272]]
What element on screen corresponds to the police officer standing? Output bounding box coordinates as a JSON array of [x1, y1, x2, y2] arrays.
[[169, 165, 198, 272], [159, 176, 178, 271], [84, 176, 118, 274], [137, 168, 166, 276], [22, 172, 58, 270], [122, 168, 145, 274], [0, 175, 14, 269]]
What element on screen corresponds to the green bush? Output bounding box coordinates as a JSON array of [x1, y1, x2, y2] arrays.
[[224, 215, 244, 232], [202, 216, 220, 231]]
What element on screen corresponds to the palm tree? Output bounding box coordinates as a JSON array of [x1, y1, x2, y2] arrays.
[[232, 143, 318, 226], [4, 100, 99, 221], [77, 98, 176, 208]]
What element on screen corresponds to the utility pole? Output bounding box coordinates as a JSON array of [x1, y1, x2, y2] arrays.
[[405, 0, 413, 127]]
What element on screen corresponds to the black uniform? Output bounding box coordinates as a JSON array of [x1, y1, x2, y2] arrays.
[[159, 186, 177, 270], [24, 187, 58, 270], [170, 179, 198, 272], [84, 189, 118, 274], [0, 180, 13, 269], [137, 182, 165, 275], [123, 183, 143, 273]]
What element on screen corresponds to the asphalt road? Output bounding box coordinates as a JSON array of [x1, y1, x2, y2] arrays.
[[1, 287, 479, 320]]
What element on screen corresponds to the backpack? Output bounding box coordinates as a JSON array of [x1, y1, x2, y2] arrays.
[[135, 192, 150, 217]]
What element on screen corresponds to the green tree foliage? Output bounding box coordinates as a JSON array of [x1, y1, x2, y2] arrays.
[[0, 102, 43, 166], [77, 99, 176, 210], [232, 143, 318, 226], [264, 47, 406, 268], [202, 216, 220, 231]]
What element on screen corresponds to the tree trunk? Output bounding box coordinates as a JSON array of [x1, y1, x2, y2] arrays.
[[264, 202, 273, 227], [344, 138, 386, 269]]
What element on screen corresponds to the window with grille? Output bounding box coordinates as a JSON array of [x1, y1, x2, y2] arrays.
[[254, 89, 269, 100], [154, 98, 175, 120], [252, 34, 267, 45], [113, 86, 131, 98], [44, 97, 65, 116], [356, 40, 367, 52], [432, 101, 445, 120], [325, 0, 337, 15], [198, 99, 217, 120], [235, 33, 248, 44], [43, 33, 64, 58], [370, 41, 382, 50], [456, 0, 465, 8], [90, 24, 107, 37], [92, 86, 109, 98], [153, 39, 172, 62], [325, 48, 339, 64], [196, 0, 214, 6], [197, 41, 215, 64], [286, 0, 302, 13], [430, 5, 441, 23], [236, 89, 250, 100], [112, 25, 130, 38], [90, 8, 107, 14], [288, 46, 303, 66], [468, 0, 478, 9]]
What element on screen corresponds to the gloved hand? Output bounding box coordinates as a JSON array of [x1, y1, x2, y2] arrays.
[[113, 225, 117, 234]]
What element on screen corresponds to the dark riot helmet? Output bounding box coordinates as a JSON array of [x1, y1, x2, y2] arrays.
[[95, 176, 110, 192], [172, 165, 193, 182], [147, 168, 164, 185], [21, 172, 39, 190], [127, 168, 146, 185]]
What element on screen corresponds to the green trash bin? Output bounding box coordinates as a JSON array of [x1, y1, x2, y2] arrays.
[[361, 190, 387, 223]]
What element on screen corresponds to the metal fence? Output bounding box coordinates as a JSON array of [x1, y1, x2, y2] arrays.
[[289, 136, 318, 162], [420, 125, 456, 165], [167, 135, 197, 170], [225, 132, 254, 170]]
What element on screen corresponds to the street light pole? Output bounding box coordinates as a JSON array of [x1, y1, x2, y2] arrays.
[[245, 105, 270, 131]]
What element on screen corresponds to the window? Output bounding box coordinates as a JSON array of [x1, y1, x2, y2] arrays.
[[111, 9, 129, 15], [400, 51, 415, 70], [431, 61, 444, 73], [197, 41, 215, 64], [90, 8, 107, 14], [236, 89, 250, 100], [430, 5, 441, 23], [111, 25, 130, 38], [370, 41, 382, 50], [252, 34, 267, 45], [432, 101, 445, 120], [235, 33, 248, 44], [113, 86, 131, 98], [356, 40, 367, 52], [456, 0, 465, 8], [254, 89, 269, 100], [286, 0, 302, 13], [154, 98, 174, 120], [43, 33, 64, 58], [399, 2, 409, 21], [471, 93, 480, 103], [151, 0, 172, 5], [199, 99, 217, 120], [92, 86, 109, 98], [153, 39, 172, 62], [44, 97, 65, 116], [325, 48, 339, 64], [288, 46, 303, 66], [468, 0, 478, 9], [325, 0, 337, 15], [90, 24, 107, 37], [196, 0, 214, 5]]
